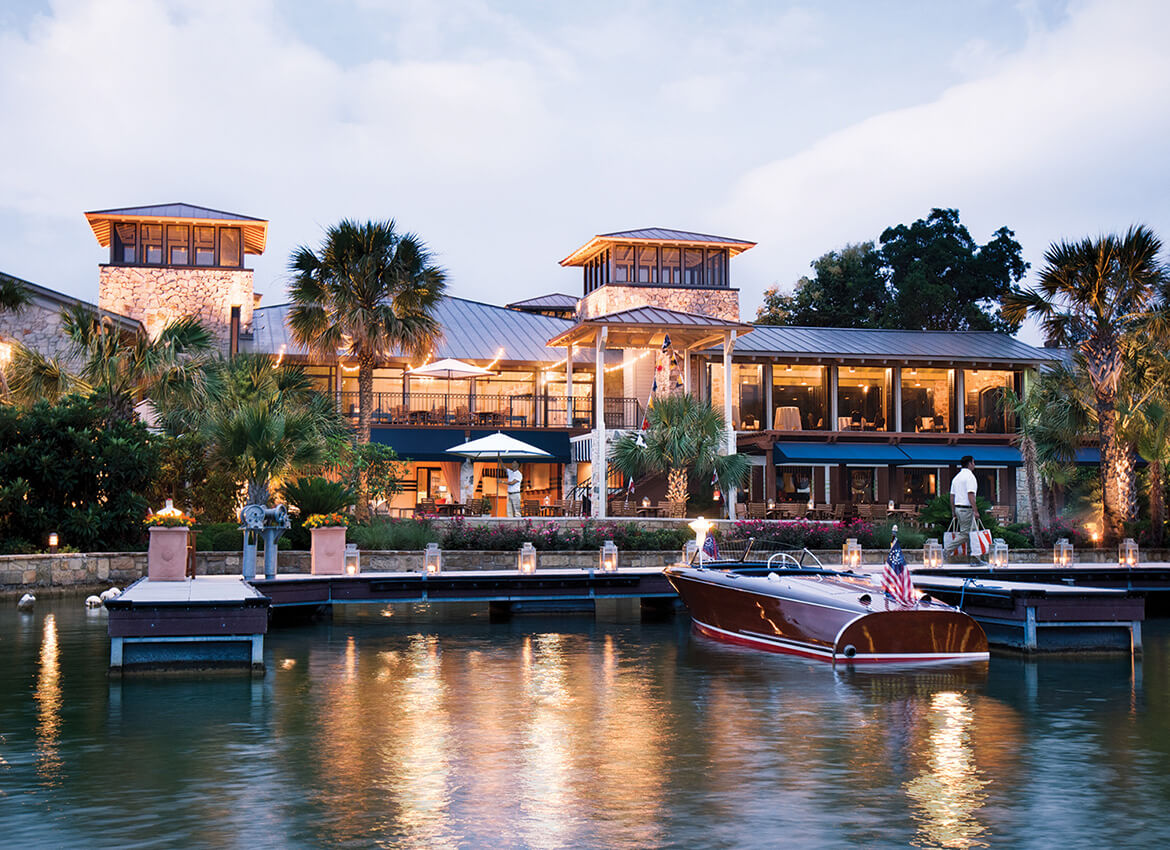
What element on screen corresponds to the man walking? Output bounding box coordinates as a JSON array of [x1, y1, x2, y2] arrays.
[[945, 455, 986, 566], [505, 462, 523, 518]]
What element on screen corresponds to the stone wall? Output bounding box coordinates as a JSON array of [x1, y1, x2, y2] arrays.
[[0, 295, 81, 365], [579, 284, 740, 322], [99, 265, 253, 355]]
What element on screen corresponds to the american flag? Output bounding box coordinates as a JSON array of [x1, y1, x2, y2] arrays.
[[882, 531, 916, 607]]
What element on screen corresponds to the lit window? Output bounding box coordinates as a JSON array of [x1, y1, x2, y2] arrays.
[[113, 223, 137, 263], [683, 249, 704, 286], [141, 225, 163, 264], [194, 226, 216, 266], [167, 225, 189, 265], [612, 245, 633, 282], [636, 246, 658, 283], [219, 227, 241, 267]]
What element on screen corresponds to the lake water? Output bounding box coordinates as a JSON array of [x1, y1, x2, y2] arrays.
[[3, 596, 1170, 849]]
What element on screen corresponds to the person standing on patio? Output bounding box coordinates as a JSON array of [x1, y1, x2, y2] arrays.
[[506, 462, 523, 517], [945, 455, 984, 565]]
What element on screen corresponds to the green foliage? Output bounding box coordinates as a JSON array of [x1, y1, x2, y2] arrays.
[[349, 518, 441, 550], [756, 208, 1028, 332], [195, 522, 245, 551], [722, 519, 881, 549], [440, 519, 692, 552], [283, 476, 356, 517], [0, 395, 159, 552], [149, 432, 240, 523], [322, 438, 405, 505]]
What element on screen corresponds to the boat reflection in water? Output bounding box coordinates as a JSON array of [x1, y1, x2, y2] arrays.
[[665, 546, 988, 665]]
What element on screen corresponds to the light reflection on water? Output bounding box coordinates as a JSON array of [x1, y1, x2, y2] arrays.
[[2, 600, 1170, 848]]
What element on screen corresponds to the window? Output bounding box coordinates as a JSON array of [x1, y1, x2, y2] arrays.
[[219, 227, 242, 267], [661, 248, 681, 284], [777, 466, 815, 502], [167, 225, 190, 265], [636, 245, 658, 283], [683, 249, 704, 286], [194, 226, 216, 266], [837, 366, 891, 431], [901, 368, 954, 432], [113, 223, 137, 263], [902, 469, 938, 505], [772, 364, 827, 430], [613, 245, 634, 282], [141, 225, 163, 264], [974, 468, 999, 503], [706, 363, 764, 430], [705, 249, 726, 287], [849, 468, 878, 503], [963, 370, 1018, 433]]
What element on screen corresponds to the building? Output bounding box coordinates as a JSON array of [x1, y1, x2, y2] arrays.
[[2, 205, 1062, 519]]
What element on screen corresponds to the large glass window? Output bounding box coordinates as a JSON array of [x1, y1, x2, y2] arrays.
[[194, 226, 216, 266], [777, 466, 815, 502], [661, 248, 681, 284], [613, 245, 634, 282], [707, 363, 764, 430], [167, 225, 189, 265], [902, 469, 939, 505], [837, 366, 891, 431], [964, 370, 1018, 433], [772, 364, 827, 430], [849, 468, 878, 503], [705, 249, 726, 287], [219, 227, 242, 267], [684, 249, 704, 286], [901, 368, 954, 432], [141, 225, 163, 264], [113, 223, 137, 263], [636, 246, 658, 283]]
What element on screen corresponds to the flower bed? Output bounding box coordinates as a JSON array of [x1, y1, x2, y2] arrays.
[[719, 519, 880, 549], [440, 518, 691, 551]]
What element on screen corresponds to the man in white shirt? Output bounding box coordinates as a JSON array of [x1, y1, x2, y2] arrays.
[[505, 462, 523, 517], [945, 455, 985, 565]]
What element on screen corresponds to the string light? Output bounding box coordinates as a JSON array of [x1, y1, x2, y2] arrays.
[[274, 344, 287, 367], [604, 348, 653, 374], [485, 347, 506, 370]]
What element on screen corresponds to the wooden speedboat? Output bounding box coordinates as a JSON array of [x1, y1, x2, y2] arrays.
[[664, 560, 988, 665]]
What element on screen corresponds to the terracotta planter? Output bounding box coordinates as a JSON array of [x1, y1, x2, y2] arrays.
[[310, 526, 348, 575], [147, 526, 189, 581]]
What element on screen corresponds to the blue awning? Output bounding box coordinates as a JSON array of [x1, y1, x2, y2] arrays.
[[1075, 447, 1101, 464], [899, 444, 1022, 466], [773, 442, 909, 465], [371, 428, 570, 462]]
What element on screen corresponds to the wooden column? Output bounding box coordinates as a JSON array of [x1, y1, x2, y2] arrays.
[[954, 368, 965, 434], [723, 330, 737, 521], [893, 367, 903, 433], [566, 345, 574, 427], [594, 328, 608, 519], [829, 365, 839, 431]]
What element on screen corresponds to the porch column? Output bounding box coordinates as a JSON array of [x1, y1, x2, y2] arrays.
[[566, 345, 574, 428], [829, 365, 839, 430], [683, 348, 691, 395], [893, 367, 903, 433], [954, 368, 965, 434], [594, 327, 608, 519], [723, 330, 737, 521]]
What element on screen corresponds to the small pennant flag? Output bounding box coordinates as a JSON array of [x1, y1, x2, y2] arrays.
[[662, 333, 672, 351], [702, 534, 719, 560], [881, 529, 916, 608]]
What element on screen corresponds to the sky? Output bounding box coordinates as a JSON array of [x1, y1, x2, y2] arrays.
[[1, 0, 1168, 345]]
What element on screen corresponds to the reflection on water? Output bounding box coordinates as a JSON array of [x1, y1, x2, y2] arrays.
[[3, 602, 1170, 848], [34, 613, 62, 785], [905, 691, 988, 848]]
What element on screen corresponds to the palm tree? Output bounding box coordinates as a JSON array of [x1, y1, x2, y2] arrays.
[[1003, 225, 1170, 542], [611, 393, 749, 507], [288, 220, 447, 518], [0, 273, 32, 398], [7, 304, 215, 422]]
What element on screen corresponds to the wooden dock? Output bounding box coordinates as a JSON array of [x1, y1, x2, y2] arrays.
[[911, 573, 1144, 654], [105, 576, 269, 673]]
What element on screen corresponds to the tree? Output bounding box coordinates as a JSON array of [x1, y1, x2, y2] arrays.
[[288, 219, 447, 518], [756, 243, 886, 326], [8, 304, 215, 423], [611, 394, 749, 505], [755, 209, 1028, 332], [1003, 225, 1170, 543]]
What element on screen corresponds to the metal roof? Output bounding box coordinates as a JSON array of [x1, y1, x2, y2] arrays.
[[591, 306, 749, 328], [506, 293, 578, 311], [0, 270, 143, 335], [547, 306, 753, 350], [724, 325, 1059, 366], [247, 295, 591, 365], [85, 203, 268, 255], [561, 227, 756, 266]]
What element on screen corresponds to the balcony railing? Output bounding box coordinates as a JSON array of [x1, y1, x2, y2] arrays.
[[338, 391, 642, 430]]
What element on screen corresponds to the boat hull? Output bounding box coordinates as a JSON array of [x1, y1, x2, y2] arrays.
[[666, 565, 988, 665]]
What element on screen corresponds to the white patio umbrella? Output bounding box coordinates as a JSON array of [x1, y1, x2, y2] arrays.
[[407, 358, 495, 418], [447, 432, 551, 512]]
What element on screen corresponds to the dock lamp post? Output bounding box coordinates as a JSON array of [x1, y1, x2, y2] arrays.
[[1053, 538, 1075, 567], [518, 542, 538, 574], [689, 517, 713, 566], [600, 540, 618, 573], [48, 532, 59, 554], [990, 538, 1009, 570], [424, 542, 442, 575], [1119, 538, 1139, 567]]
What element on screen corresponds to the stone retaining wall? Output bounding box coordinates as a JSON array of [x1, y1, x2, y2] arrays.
[[5, 547, 1168, 592]]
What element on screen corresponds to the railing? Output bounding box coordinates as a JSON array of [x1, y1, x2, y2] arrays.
[[338, 391, 642, 430]]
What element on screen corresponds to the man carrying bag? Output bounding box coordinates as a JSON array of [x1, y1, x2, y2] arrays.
[[944, 455, 988, 566]]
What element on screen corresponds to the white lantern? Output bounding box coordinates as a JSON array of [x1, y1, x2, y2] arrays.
[[990, 538, 1009, 569], [600, 540, 618, 573], [344, 543, 360, 575], [424, 542, 442, 575], [842, 538, 862, 570], [641, 497, 651, 509], [1054, 538, 1074, 567], [923, 538, 943, 569], [518, 542, 538, 574], [1119, 538, 1139, 567]]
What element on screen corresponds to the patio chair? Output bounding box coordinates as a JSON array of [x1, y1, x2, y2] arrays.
[[747, 502, 767, 520], [522, 499, 541, 517], [659, 501, 687, 519]]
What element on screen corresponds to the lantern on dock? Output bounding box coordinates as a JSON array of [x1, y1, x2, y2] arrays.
[[683, 540, 698, 564], [518, 542, 538, 574], [424, 542, 442, 575], [600, 540, 618, 573], [1053, 538, 1074, 567], [1119, 538, 1139, 567], [344, 543, 360, 575], [990, 538, 1009, 569], [842, 538, 862, 570], [923, 539, 943, 569]]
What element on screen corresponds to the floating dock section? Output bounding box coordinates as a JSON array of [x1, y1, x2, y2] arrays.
[[105, 576, 269, 673], [911, 574, 1144, 654]]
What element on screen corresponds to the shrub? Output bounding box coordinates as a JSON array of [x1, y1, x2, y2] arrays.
[[721, 518, 879, 549], [196, 522, 245, 551], [440, 519, 692, 552], [1031, 516, 1091, 549], [282, 476, 355, 517], [349, 518, 441, 550]]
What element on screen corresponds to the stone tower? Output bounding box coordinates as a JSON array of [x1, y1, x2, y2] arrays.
[[87, 203, 268, 356]]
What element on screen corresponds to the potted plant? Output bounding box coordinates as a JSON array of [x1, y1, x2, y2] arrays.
[[145, 506, 195, 581], [304, 512, 350, 575]]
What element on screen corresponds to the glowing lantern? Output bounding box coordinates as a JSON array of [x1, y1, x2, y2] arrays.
[[424, 542, 442, 575], [344, 543, 360, 575], [990, 538, 1009, 569], [600, 540, 618, 573], [1119, 538, 1139, 567], [842, 538, 862, 570], [1053, 538, 1074, 567], [923, 539, 943, 569], [48, 532, 59, 554], [518, 542, 537, 574]]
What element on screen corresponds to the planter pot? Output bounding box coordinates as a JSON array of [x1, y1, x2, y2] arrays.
[[310, 526, 348, 575], [147, 526, 189, 581]]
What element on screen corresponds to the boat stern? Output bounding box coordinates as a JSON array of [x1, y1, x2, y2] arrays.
[[834, 609, 989, 664]]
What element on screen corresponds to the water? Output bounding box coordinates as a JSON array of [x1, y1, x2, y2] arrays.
[[3, 598, 1170, 849]]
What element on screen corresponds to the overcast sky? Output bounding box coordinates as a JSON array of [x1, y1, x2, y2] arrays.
[[2, 0, 1168, 344]]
